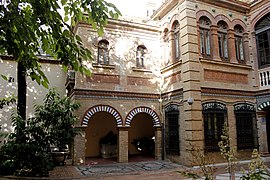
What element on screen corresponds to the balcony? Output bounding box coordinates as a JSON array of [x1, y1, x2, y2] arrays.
[[259, 67, 270, 90]]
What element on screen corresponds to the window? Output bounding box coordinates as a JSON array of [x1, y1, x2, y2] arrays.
[[199, 16, 211, 57], [97, 40, 109, 65], [234, 25, 245, 62], [136, 45, 146, 68], [255, 13, 270, 67], [218, 21, 228, 60], [234, 104, 257, 150], [203, 102, 227, 151], [172, 21, 180, 60], [165, 105, 180, 155]]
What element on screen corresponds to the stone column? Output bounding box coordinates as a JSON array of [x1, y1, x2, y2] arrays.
[[227, 104, 237, 148], [257, 111, 268, 154], [118, 127, 129, 163], [228, 29, 237, 63], [243, 33, 250, 64], [72, 126, 87, 165], [179, 1, 203, 166], [155, 127, 162, 160], [210, 25, 220, 61]]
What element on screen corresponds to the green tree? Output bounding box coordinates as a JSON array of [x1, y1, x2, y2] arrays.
[[0, 0, 120, 121]]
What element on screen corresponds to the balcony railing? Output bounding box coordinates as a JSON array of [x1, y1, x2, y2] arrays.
[[259, 67, 270, 90]]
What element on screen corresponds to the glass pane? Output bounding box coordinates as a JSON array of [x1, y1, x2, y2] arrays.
[[223, 35, 228, 58], [218, 34, 223, 57], [239, 38, 244, 60], [200, 30, 204, 54], [206, 31, 211, 55]]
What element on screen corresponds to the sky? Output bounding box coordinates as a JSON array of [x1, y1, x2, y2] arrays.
[[107, 0, 161, 18]]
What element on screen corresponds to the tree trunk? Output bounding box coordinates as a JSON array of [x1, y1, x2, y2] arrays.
[[17, 61, 27, 120]]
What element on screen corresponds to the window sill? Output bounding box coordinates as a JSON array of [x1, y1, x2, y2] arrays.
[[200, 59, 252, 69], [93, 63, 116, 69], [161, 60, 182, 74], [132, 67, 152, 73]]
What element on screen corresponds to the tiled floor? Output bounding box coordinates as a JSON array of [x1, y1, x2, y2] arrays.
[[85, 155, 155, 166]]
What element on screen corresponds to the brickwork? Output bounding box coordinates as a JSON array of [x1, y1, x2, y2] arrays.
[[204, 69, 248, 84], [86, 74, 120, 84], [69, 0, 270, 167], [127, 76, 155, 87]]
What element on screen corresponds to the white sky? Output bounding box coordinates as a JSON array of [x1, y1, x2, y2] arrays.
[[107, 0, 160, 18]]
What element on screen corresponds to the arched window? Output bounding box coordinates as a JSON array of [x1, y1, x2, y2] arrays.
[[234, 103, 257, 150], [202, 102, 227, 151], [172, 21, 180, 61], [255, 13, 270, 67], [199, 16, 211, 57], [136, 45, 147, 68], [218, 21, 229, 60], [165, 105, 180, 155], [98, 40, 109, 65], [234, 25, 245, 62], [163, 28, 170, 65]]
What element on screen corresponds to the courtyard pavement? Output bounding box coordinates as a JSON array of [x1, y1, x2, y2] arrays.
[[2, 158, 270, 180]]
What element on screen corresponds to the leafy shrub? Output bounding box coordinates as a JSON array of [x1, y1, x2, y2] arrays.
[[0, 89, 79, 176]]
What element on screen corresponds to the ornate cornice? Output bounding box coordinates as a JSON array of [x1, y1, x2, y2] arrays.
[[201, 87, 256, 98], [74, 89, 159, 101]]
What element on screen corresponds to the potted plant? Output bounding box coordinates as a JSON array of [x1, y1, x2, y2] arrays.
[[99, 131, 117, 158], [33, 89, 80, 165]]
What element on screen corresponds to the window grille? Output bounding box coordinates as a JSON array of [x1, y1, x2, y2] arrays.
[[165, 105, 180, 155]]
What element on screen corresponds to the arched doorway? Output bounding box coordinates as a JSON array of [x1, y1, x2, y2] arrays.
[[82, 105, 123, 164], [257, 101, 270, 153], [125, 106, 161, 162], [129, 113, 155, 161]]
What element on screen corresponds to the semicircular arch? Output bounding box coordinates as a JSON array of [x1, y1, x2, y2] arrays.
[[82, 105, 123, 127], [196, 10, 216, 25], [125, 106, 161, 127], [258, 101, 270, 111]]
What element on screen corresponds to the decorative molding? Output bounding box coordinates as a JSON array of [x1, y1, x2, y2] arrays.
[[92, 63, 116, 69], [258, 101, 270, 111], [234, 103, 255, 111], [165, 104, 179, 113], [82, 105, 123, 127], [202, 102, 227, 111], [201, 88, 255, 97], [132, 67, 152, 73], [74, 89, 159, 101], [125, 106, 161, 127]]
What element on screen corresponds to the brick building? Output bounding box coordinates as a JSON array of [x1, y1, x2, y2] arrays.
[[1, 0, 270, 166], [65, 0, 270, 166]]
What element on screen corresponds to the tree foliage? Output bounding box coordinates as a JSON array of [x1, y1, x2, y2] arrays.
[[0, 0, 121, 87], [0, 89, 80, 176]]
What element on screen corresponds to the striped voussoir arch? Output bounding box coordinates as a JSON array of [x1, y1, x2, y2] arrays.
[[125, 106, 161, 127], [82, 105, 123, 127], [258, 101, 270, 111]]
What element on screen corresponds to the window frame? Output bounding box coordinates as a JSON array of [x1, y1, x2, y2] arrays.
[[256, 30, 270, 68], [234, 103, 258, 150], [199, 16, 212, 58], [218, 21, 229, 61], [136, 45, 147, 68], [97, 40, 109, 65], [165, 105, 180, 155], [172, 21, 180, 61], [202, 102, 227, 152], [234, 25, 245, 63]]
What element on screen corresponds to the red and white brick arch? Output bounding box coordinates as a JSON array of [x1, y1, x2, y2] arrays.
[[125, 106, 161, 127], [82, 105, 123, 127]]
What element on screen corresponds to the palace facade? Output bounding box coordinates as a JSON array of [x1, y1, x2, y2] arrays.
[[1, 0, 270, 166]]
